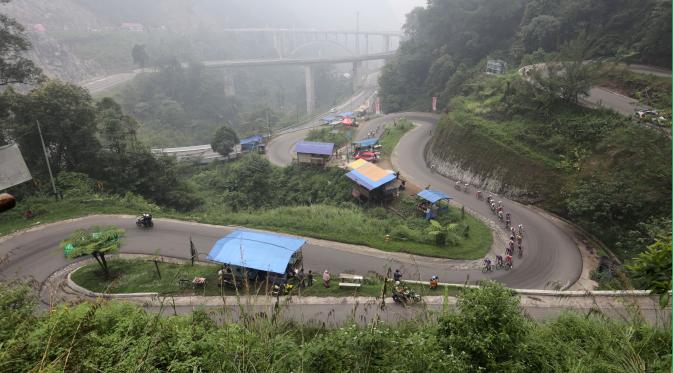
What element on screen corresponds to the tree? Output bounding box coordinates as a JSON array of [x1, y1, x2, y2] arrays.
[[5, 81, 101, 178], [131, 44, 149, 68], [626, 237, 672, 307], [437, 281, 529, 371], [96, 97, 138, 154], [427, 220, 459, 246], [61, 226, 124, 278], [0, 0, 42, 86], [522, 15, 561, 52], [211, 124, 238, 156]]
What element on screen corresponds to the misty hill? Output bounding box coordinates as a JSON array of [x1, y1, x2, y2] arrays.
[[3, 0, 411, 81]]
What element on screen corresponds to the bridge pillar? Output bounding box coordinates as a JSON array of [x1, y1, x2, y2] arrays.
[[304, 65, 316, 115], [223, 70, 236, 97], [383, 35, 390, 52], [273, 32, 284, 58], [352, 61, 362, 91], [364, 34, 369, 55]]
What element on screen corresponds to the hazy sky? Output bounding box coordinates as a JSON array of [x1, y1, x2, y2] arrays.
[[387, 0, 427, 26]]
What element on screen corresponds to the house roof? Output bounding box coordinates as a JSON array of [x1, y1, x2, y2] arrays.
[[347, 159, 368, 170], [240, 135, 263, 145], [345, 161, 396, 190], [295, 141, 334, 156], [417, 189, 452, 204], [206, 230, 305, 274]]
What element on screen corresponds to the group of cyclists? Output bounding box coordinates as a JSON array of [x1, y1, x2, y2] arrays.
[[475, 192, 526, 273]]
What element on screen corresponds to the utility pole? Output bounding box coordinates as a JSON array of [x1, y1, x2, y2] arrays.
[[36, 120, 58, 198]]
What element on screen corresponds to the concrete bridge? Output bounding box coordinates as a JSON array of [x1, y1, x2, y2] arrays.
[[203, 51, 395, 114], [218, 28, 403, 58]]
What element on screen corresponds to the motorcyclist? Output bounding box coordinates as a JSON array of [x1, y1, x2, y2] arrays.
[[430, 275, 439, 289]]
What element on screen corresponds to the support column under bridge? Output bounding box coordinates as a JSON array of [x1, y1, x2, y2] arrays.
[[304, 65, 315, 115]]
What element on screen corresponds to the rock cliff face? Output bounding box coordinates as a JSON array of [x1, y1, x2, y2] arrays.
[[2, 0, 109, 82]]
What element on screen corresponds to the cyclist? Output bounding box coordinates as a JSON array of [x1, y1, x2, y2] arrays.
[[498, 210, 503, 221], [510, 226, 516, 236], [516, 234, 522, 245], [518, 224, 524, 236], [483, 258, 492, 272], [505, 254, 513, 268], [496, 254, 504, 267], [476, 190, 482, 200], [505, 212, 511, 222], [517, 243, 523, 257]]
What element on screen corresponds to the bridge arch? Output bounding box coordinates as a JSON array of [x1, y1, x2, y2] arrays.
[[288, 40, 354, 58]]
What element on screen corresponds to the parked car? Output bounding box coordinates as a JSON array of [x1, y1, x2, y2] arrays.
[[354, 151, 378, 162]]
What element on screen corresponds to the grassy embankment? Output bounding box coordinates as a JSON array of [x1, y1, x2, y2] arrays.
[[1, 280, 669, 372], [430, 74, 671, 261], [70, 259, 463, 297], [379, 119, 414, 157], [0, 194, 491, 260]]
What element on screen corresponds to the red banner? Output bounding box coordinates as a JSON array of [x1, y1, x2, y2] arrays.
[[432, 96, 437, 112]]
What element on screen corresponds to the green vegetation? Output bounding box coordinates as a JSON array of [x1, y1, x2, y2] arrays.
[[211, 124, 239, 156], [379, 0, 671, 112], [379, 119, 413, 157], [61, 225, 125, 277], [305, 126, 352, 147], [71, 259, 463, 297], [429, 73, 671, 262], [0, 2, 42, 86], [0, 281, 669, 371], [0, 155, 492, 260], [601, 65, 672, 111], [110, 63, 350, 147]]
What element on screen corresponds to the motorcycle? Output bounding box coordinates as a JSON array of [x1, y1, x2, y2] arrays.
[[136, 213, 154, 228], [392, 284, 421, 306]]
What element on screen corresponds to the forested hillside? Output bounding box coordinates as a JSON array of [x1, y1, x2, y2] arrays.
[[379, 0, 671, 112]]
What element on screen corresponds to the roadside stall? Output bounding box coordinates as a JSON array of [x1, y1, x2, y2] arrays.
[[206, 230, 306, 287], [416, 189, 452, 220], [345, 160, 400, 204]]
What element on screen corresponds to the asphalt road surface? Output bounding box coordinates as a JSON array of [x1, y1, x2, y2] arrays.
[[1, 215, 662, 325], [266, 73, 379, 166]]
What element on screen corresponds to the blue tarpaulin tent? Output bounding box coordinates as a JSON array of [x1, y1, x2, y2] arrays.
[[417, 189, 452, 204], [337, 112, 354, 118], [240, 135, 263, 151], [353, 138, 379, 147], [322, 116, 336, 123], [207, 230, 305, 274], [295, 141, 334, 156]]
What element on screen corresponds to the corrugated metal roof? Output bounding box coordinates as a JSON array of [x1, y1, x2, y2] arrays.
[[353, 138, 379, 147], [347, 159, 368, 170], [295, 141, 334, 156], [417, 189, 452, 203], [206, 230, 305, 274], [345, 161, 396, 190], [240, 135, 263, 145]]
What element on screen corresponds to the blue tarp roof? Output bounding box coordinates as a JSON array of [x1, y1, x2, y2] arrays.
[[240, 135, 263, 145], [295, 141, 334, 156], [346, 169, 397, 191], [322, 116, 336, 122], [417, 189, 452, 203], [337, 112, 354, 117], [206, 230, 305, 274], [353, 138, 379, 147]]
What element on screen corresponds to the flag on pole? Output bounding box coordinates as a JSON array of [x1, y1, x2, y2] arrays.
[[432, 96, 438, 112]]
